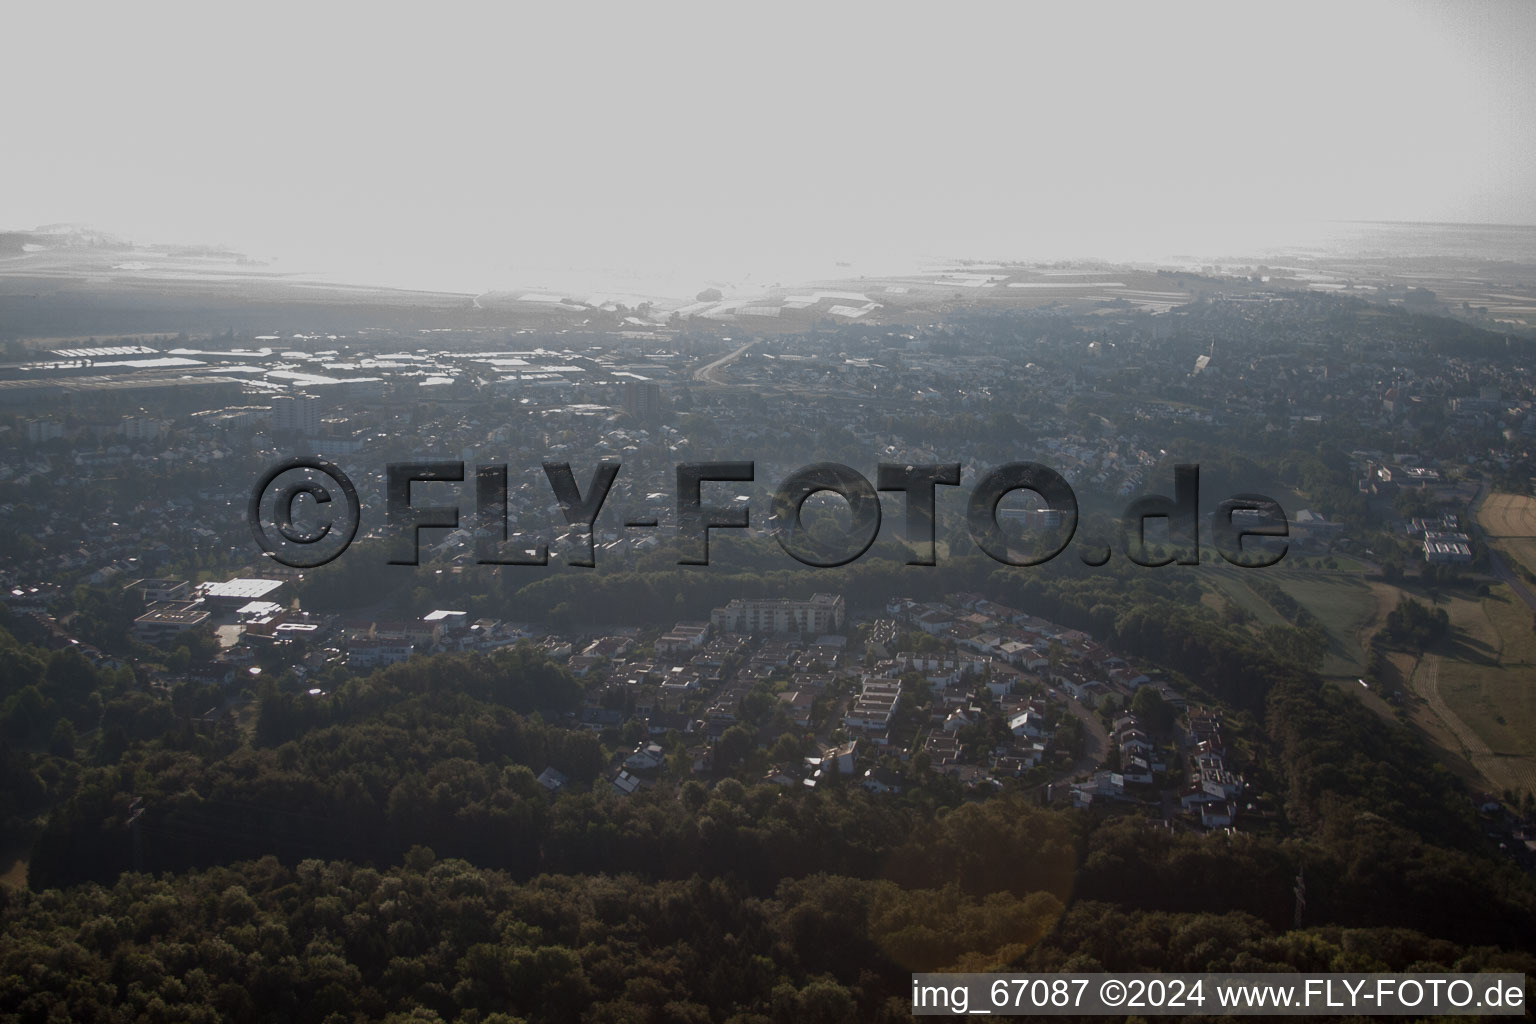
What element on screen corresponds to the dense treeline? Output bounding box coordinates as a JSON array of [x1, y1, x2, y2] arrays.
[[0, 637, 134, 746], [3, 854, 1532, 1024], [32, 695, 1070, 903], [1026, 899, 1535, 975], [0, 622, 165, 839], [984, 560, 1536, 947], [1383, 596, 1451, 650], [1260, 671, 1536, 946], [10, 540, 1536, 1019], [30, 646, 1536, 951], [28, 649, 599, 891], [987, 563, 1318, 712]]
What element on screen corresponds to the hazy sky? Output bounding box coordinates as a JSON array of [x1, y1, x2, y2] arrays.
[[5, 0, 1534, 291]]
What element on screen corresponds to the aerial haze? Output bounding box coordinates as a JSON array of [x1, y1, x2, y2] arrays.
[[8, 5, 1536, 1021], [6, 1, 1535, 294]]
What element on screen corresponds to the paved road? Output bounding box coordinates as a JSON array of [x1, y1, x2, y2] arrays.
[[1486, 548, 1536, 611], [694, 340, 754, 385], [1041, 696, 1109, 789], [1065, 697, 1108, 766]]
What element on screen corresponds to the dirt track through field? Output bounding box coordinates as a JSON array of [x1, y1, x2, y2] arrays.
[[1409, 653, 1536, 799], [1480, 492, 1536, 538]]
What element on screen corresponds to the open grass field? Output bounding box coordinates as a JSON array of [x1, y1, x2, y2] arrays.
[[1205, 573, 1288, 627], [1204, 558, 1536, 798], [1478, 492, 1536, 579], [1432, 587, 1536, 799], [1266, 569, 1383, 678], [1206, 567, 1381, 678], [1479, 492, 1536, 538]]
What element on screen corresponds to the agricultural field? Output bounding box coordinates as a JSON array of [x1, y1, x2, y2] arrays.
[[1206, 565, 1536, 798], [1432, 588, 1536, 800], [1479, 492, 1536, 579]]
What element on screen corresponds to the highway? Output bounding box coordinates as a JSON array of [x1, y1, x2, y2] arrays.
[[694, 340, 754, 385]]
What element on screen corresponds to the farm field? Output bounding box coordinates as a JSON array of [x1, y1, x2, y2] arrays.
[[1479, 492, 1536, 580], [1206, 566, 1536, 798], [1431, 588, 1536, 800]]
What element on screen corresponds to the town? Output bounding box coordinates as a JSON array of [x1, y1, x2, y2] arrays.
[[5, 280, 1533, 856], [6, 5, 1536, 1018]]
